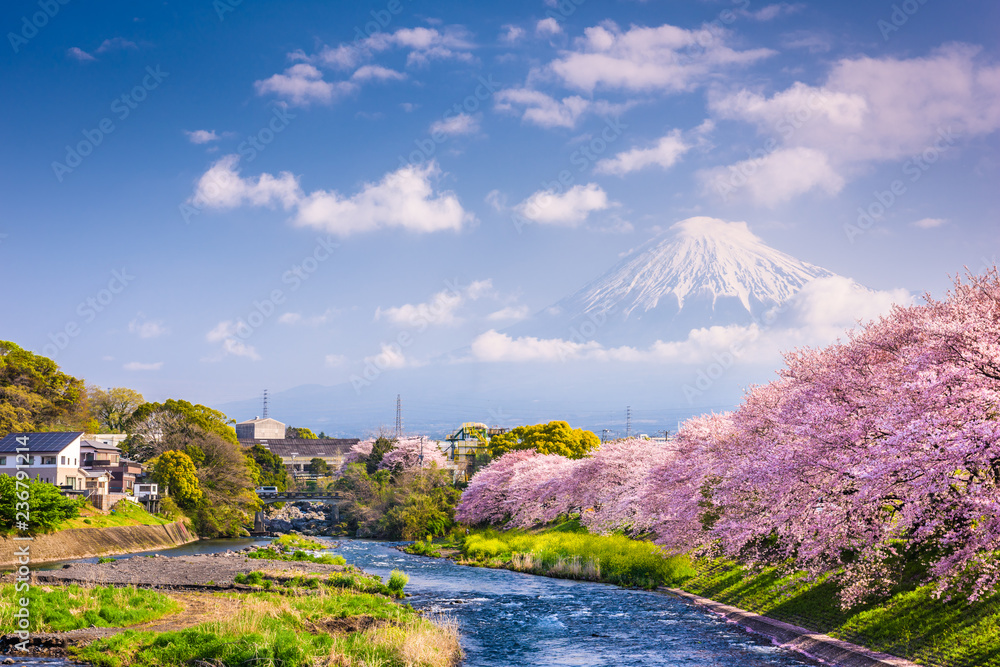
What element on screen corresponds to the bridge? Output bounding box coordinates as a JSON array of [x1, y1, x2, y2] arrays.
[[256, 492, 345, 504], [252, 492, 348, 534]]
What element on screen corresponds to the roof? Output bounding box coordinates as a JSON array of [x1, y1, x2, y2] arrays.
[[0, 432, 83, 453], [236, 417, 286, 426], [80, 440, 121, 452], [241, 438, 359, 458], [79, 468, 110, 478]]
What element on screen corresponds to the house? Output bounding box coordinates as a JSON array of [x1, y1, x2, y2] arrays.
[[0, 432, 84, 488], [241, 438, 360, 477], [235, 417, 287, 441], [80, 439, 142, 494]]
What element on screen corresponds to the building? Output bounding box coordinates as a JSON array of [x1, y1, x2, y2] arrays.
[[443, 423, 507, 463], [80, 439, 142, 494], [235, 417, 287, 441], [0, 432, 84, 488], [241, 438, 359, 477]]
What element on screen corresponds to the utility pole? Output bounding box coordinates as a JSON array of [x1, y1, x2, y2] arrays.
[[262, 389, 269, 419], [419, 435, 424, 468], [394, 394, 403, 438], [625, 406, 632, 439]]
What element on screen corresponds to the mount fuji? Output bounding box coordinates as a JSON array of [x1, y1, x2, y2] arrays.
[[506, 217, 840, 347]]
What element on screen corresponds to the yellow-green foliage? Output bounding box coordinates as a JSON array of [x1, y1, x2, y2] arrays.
[[58, 500, 172, 531], [70, 589, 461, 667], [462, 528, 695, 588], [0, 583, 179, 632], [487, 421, 600, 459]]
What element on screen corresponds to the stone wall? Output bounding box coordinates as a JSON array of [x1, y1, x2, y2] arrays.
[[0, 521, 196, 567]]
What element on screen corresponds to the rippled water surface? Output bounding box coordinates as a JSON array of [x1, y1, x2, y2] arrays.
[[336, 539, 819, 667], [7, 537, 820, 666]]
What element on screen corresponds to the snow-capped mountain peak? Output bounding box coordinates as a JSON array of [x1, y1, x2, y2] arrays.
[[508, 217, 841, 346], [574, 216, 835, 317]]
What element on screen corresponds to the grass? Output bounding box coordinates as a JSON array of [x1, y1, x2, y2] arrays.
[[681, 559, 1000, 667], [403, 538, 443, 558], [0, 583, 180, 632], [459, 520, 695, 589], [70, 588, 461, 667], [274, 533, 327, 550], [247, 546, 346, 565], [56, 501, 173, 531]]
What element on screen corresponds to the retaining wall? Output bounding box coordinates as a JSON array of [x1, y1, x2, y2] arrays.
[[0, 521, 196, 567]]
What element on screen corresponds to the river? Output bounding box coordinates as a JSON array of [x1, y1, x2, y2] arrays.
[[13, 538, 820, 667]]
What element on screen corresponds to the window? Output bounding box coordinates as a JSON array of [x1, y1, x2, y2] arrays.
[[42, 456, 57, 465], [0, 457, 6, 465], [62, 456, 66, 465]]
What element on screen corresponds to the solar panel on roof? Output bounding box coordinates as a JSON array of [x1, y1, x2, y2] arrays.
[[0, 432, 83, 453]]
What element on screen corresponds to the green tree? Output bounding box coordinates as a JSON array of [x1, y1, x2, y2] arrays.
[[88, 386, 144, 433], [0, 340, 91, 437], [248, 444, 289, 491], [488, 421, 600, 459], [0, 476, 82, 534], [308, 457, 329, 475], [148, 450, 203, 509], [288, 426, 318, 439], [366, 436, 396, 475]]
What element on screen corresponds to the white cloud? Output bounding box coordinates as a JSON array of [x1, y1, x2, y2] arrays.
[[430, 113, 480, 136], [595, 129, 690, 175], [96, 37, 138, 52], [254, 64, 356, 106], [469, 277, 909, 366], [67, 47, 96, 62], [515, 183, 611, 226], [364, 343, 408, 369], [325, 354, 347, 367], [189, 154, 301, 210], [123, 361, 163, 371], [470, 330, 602, 362], [913, 217, 948, 229], [740, 3, 803, 21], [128, 316, 168, 339], [709, 44, 1000, 171], [206, 321, 260, 360], [351, 65, 406, 82], [500, 25, 525, 43], [699, 146, 845, 207], [185, 129, 220, 144], [495, 88, 592, 129], [189, 157, 473, 237], [278, 309, 338, 326], [487, 305, 531, 322], [314, 25, 475, 70], [548, 21, 774, 93], [376, 280, 493, 327], [536, 18, 563, 37], [294, 162, 473, 236]]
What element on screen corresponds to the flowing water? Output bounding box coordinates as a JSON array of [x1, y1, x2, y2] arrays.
[[7, 537, 820, 666]]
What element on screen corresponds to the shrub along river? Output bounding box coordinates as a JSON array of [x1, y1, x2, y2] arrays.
[[18, 537, 820, 666]]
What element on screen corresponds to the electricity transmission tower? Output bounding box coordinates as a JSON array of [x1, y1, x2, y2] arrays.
[[394, 394, 403, 438], [625, 406, 632, 439], [262, 389, 269, 419]]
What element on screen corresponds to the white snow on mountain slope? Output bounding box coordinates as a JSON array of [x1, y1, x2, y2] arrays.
[[568, 216, 836, 318]]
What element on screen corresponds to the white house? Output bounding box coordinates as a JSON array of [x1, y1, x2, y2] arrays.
[[0, 432, 84, 488]]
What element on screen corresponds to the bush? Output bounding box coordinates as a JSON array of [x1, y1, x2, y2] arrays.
[[0, 477, 81, 533], [387, 569, 409, 595], [97, 557, 115, 564]]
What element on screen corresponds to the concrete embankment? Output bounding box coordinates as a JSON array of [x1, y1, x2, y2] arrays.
[[0, 521, 196, 567], [662, 588, 921, 667]]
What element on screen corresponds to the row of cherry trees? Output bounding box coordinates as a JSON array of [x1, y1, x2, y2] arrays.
[[457, 270, 1000, 603]]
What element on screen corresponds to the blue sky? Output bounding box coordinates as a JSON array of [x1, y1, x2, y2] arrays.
[[2, 0, 998, 433]]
